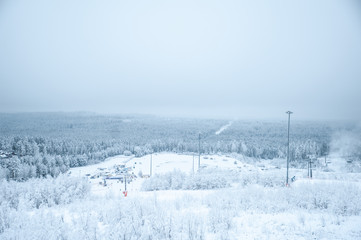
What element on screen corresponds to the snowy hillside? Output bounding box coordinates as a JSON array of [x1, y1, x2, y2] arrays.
[[2, 153, 354, 239]]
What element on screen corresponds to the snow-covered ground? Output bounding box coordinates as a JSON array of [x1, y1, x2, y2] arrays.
[[64, 153, 358, 239], [2, 153, 361, 239]]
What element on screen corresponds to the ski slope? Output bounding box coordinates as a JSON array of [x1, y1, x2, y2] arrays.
[[69, 152, 259, 196], [63, 153, 361, 239]]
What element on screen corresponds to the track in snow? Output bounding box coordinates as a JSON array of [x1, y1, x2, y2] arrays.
[[215, 121, 233, 135]]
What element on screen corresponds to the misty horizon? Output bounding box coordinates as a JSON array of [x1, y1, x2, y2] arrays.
[[1, 0, 361, 120], [1, 111, 360, 124]]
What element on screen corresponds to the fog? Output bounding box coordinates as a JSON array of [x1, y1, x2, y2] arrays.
[[1, 0, 361, 120]]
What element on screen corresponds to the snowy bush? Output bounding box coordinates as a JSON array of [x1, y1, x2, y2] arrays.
[[1, 178, 361, 239], [184, 168, 239, 190], [204, 181, 361, 217], [239, 171, 285, 187], [141, 168, 239, 191], [141, 170, 186, 191], [0, 174, 90, 210], [123, 150, 132, 156]]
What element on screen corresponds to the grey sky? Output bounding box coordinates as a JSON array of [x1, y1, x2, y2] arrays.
[[1, 0, 361, 120]]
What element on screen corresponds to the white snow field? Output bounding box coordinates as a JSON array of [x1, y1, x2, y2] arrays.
[[2, 153, 361, 239]]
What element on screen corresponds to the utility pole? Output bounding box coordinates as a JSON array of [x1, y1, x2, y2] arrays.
[[307, 156, 310, 178], [286, 111, 293, 186], [198, 133, 201, 170], [192, 153, 195, 174]]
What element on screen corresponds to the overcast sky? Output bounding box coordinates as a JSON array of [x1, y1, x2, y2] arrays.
[[0, 0, 361, 120]]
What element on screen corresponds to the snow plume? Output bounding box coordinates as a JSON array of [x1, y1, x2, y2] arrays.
[[330, 125, 361, 160]]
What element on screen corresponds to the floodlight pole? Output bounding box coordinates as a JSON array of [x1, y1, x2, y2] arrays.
[[286, 111, 293, 186], [198, 133, 201, 170]]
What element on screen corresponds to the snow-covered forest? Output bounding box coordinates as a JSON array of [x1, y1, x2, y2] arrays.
[[2, 112, 358, 181]]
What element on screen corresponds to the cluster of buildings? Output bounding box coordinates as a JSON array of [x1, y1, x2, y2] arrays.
[[88, 164, 137, 184]]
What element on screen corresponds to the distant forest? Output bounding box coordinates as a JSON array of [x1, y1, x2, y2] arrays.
[[0, 112, 355, 180]]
